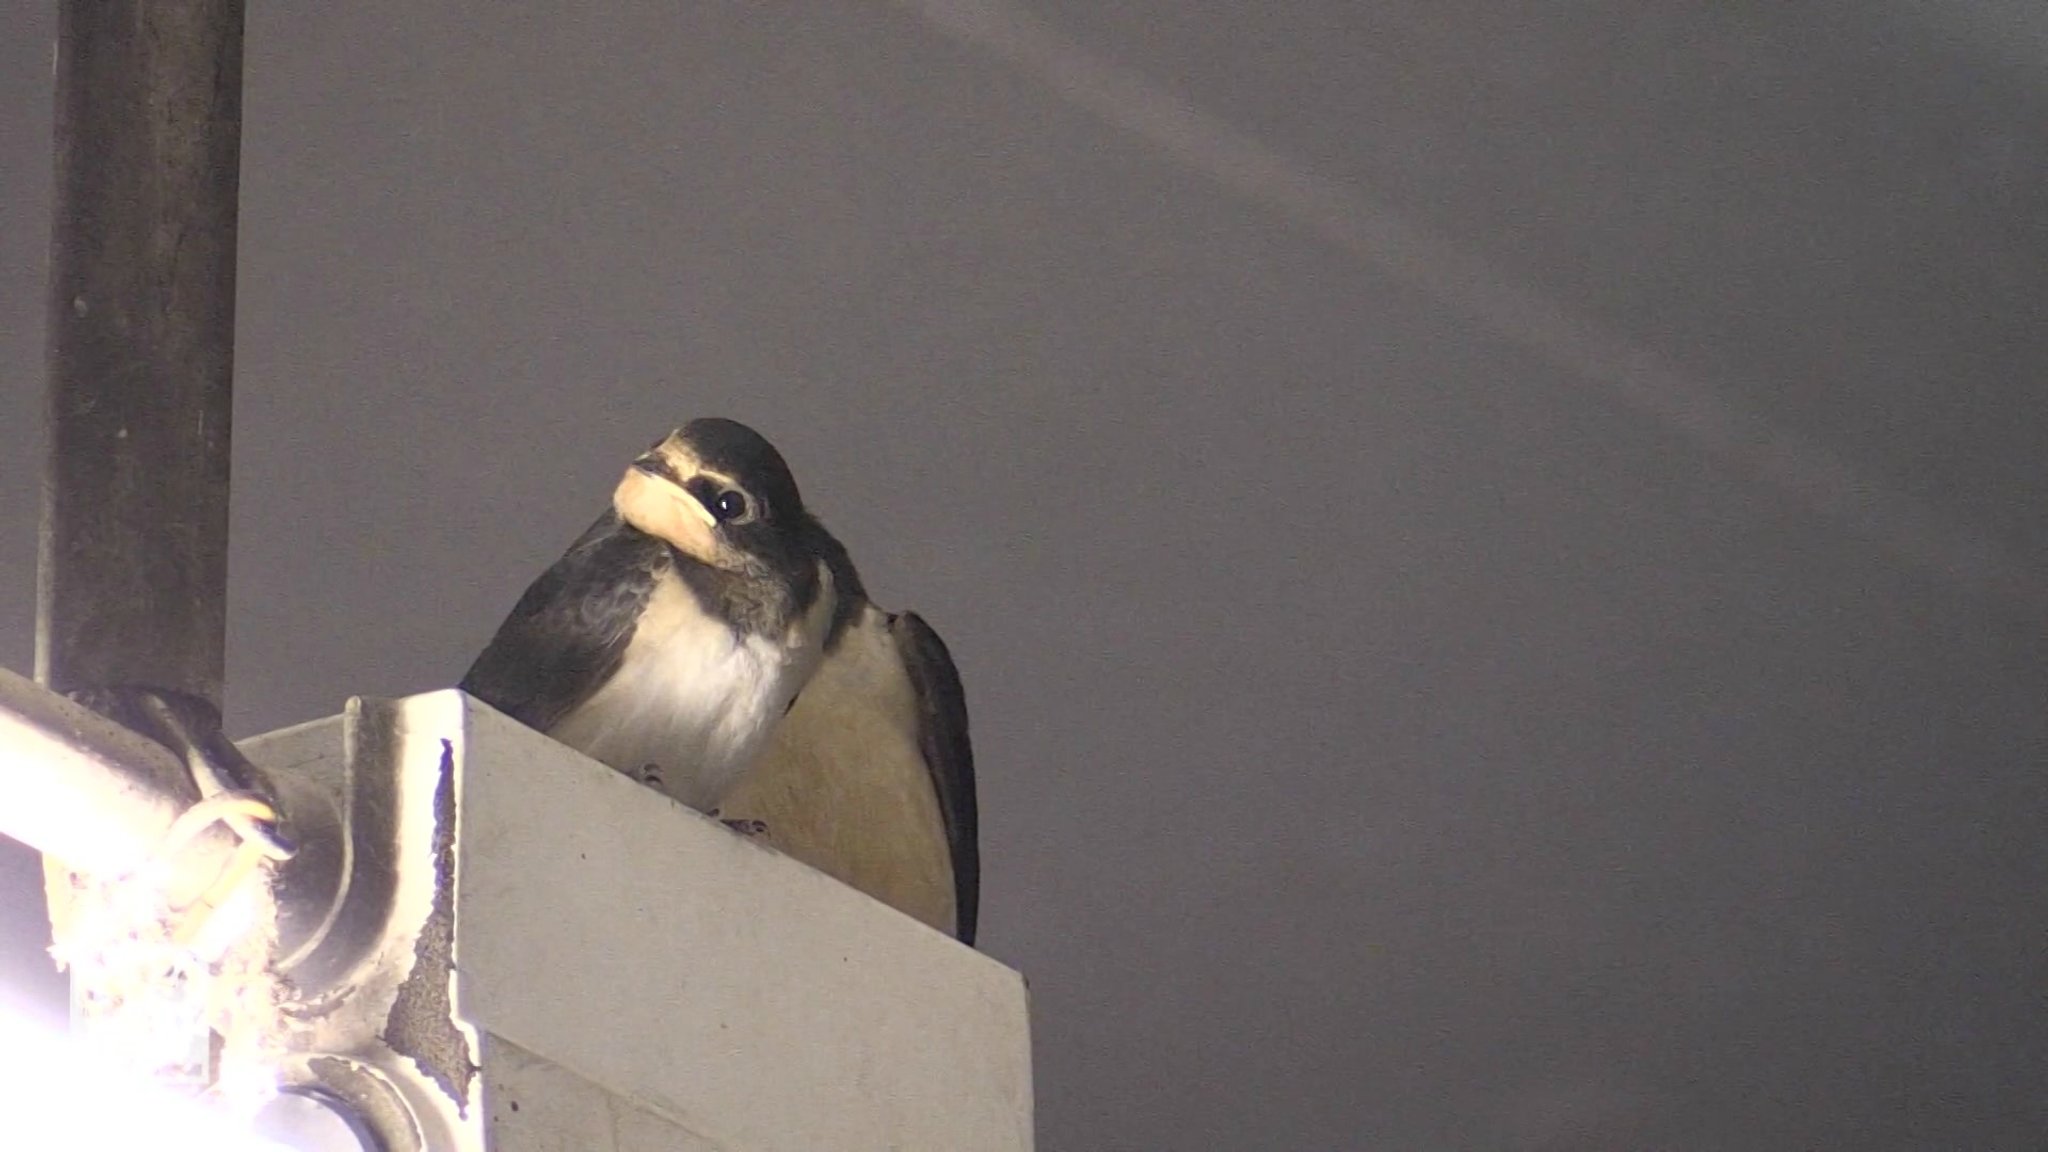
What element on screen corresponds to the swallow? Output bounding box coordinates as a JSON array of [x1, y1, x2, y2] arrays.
[[460, 418, 843, 812], [459, 418, 979, 943]]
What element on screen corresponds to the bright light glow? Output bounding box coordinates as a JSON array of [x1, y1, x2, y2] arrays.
[[0, 1003, 296, 1152], [0, 664, 193, 878]]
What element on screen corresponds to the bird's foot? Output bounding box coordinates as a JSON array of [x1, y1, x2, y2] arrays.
[[705, 808, 769, 838]]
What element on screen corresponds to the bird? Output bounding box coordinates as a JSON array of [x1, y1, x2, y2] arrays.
[[460, 417, 979, 943], [460, 418, 841, 811]]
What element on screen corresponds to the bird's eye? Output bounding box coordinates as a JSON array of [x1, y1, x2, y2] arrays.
[[711, 489, 749, 522]]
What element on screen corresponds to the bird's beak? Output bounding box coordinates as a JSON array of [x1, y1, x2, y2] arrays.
[[627, 448, 715, 526], [632, 452, 681, 484], [616, 444, 718, 549]]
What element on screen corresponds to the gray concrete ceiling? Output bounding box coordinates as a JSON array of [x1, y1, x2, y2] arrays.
[[3, 3, 2043, 1147]]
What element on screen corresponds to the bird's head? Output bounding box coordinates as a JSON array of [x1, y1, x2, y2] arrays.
[[613, 417, 812, 575]]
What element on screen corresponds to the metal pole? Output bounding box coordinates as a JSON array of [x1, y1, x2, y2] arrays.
[[38, 0, 246, 712]]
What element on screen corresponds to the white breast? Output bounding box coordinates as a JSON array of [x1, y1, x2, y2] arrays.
[[547, 564, 833, 812]]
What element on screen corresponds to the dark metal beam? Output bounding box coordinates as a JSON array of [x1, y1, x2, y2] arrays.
[[38, 0, 247, 712]]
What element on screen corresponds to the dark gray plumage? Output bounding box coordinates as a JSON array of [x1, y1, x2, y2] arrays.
[[459, 510, 663, 734], [893, 610, 979, 942]]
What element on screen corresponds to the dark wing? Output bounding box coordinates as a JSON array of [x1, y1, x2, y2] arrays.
[[889, 611, 979, 945], [802, 513, 868, 652], [459, 511, 664, 732]]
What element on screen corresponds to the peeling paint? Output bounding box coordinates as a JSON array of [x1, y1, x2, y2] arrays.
[[383, 738, 475, 1112]]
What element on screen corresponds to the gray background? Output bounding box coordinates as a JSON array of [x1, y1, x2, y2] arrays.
[[4, 3, 2045, 1148]]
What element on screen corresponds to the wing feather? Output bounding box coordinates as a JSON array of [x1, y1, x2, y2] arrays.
[[889, 611, 980, 945], [459, 511, 664, 732]]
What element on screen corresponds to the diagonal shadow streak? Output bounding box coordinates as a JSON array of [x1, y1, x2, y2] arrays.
[[907, 0, 2048, 624]]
